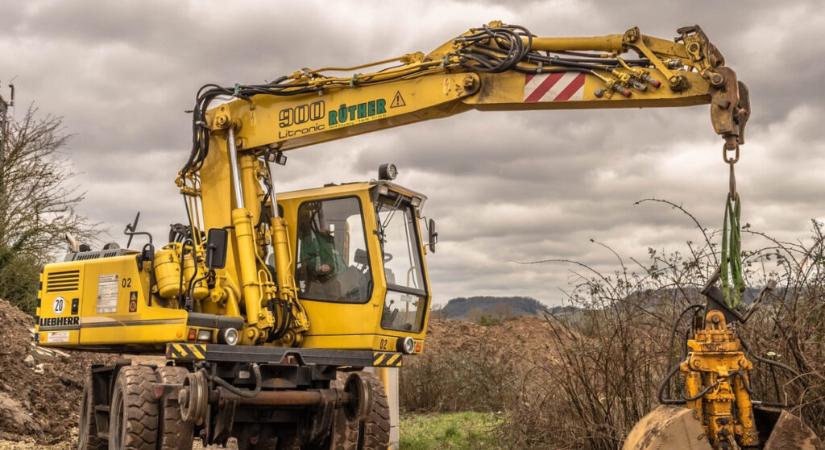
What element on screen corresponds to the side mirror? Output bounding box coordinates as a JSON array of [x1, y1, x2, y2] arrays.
[[205, 228, 228, 269], [427, 218, 438, 253]]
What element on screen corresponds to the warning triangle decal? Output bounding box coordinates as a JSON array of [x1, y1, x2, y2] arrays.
[[390, 91, 406, 108]]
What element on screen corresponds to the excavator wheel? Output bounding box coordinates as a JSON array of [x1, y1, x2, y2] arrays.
[[357, 372, 391, 450], [328, 409, 359, 450], [323, 371, 389, 450], [77, 377, 106, 450], [327, 376, 359, 450], [624, 405, 824, 450], [156, 366, 194, 450], [108, 365, 160, 450]]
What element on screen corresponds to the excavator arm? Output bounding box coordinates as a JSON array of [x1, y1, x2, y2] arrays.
[[187, 22, 748, 168], [176, 21, 752, 346]]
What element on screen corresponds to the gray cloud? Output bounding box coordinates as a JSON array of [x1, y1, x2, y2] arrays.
[[3, 0, 823, 304]]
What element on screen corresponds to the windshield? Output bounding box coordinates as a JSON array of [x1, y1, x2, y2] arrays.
[[376, 194, 427, 332], [376, 197, 425, 292]]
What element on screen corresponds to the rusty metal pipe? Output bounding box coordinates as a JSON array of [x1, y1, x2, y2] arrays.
[[220, 388, 351, 407]]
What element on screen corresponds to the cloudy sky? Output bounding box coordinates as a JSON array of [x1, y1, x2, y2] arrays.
[[2, 0, 823, 305]]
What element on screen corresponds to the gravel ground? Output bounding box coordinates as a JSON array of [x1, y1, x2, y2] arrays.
[[0, 432, 238, 449]]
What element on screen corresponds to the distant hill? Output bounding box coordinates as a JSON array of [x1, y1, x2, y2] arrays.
[[438, 296, 559, 321], [435, 286, 767, 323]]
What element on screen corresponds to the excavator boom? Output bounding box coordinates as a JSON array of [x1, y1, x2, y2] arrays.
[[191, 23, 748, 163]]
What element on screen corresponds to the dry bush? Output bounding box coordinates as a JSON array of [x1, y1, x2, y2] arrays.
[[506, 248, 707, 449], [401, 348, 516, 413], [505, 202, 825, 449], [405, 200, 825, 449]]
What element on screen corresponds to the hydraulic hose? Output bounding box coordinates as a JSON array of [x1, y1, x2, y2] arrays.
[[657, 362, 686, 405], [209, 363, 262, 399], [180, 23, 659, 177]]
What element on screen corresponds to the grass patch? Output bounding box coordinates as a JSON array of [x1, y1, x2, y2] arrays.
[[400, 411, 503, 450]]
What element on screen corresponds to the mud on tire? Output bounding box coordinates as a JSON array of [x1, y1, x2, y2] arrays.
[[156, 366, 194, 450], [328, 409, 359, 450], [357, 372, 391, 450], [328, 377, 359, 450], [77, 378, 106, 450], [108, 365, 160, 450]]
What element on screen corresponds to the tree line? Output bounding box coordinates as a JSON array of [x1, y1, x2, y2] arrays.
[[0, 100, 95, 313]]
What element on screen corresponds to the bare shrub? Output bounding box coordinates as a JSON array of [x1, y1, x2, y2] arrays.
[[405, 199, 825, 449], [401, 347, 516, 413], [505, 201, 825, 448], [400, 321, 518, 412], [0, 105, 97, 313]]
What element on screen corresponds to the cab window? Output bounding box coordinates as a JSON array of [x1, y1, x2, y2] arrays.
[[295, 197, 372, 303], [376, 195, 427, 332]]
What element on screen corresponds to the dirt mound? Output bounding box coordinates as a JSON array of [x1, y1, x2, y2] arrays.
[[424, 317, 561, 365], [0, 299, 115, 444]]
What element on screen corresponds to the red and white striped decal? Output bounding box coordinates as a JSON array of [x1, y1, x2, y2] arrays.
[[523, 72, 586, 103]]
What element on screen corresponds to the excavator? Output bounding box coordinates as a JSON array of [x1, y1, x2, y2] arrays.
[[33, 21, 820, 449]]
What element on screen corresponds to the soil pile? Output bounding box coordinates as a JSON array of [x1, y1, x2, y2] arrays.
[[424, 316, 563, 366], [0, 299, 115, 444]]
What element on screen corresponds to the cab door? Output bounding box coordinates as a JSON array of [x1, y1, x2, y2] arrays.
[[285, 191, 386, 350]]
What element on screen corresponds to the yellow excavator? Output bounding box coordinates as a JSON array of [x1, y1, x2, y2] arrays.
[[33, 21, 818, 449]]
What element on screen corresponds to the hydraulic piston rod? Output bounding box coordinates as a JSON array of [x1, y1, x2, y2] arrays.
[[227, 126, 244, 209]]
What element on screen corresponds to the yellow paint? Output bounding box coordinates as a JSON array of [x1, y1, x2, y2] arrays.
[[681, 310, 759, 447], [37, 182, 431, 352], [38, 256, 188, 347]]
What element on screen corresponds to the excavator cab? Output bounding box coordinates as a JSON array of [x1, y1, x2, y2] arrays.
[[279, 179, 431, 353]]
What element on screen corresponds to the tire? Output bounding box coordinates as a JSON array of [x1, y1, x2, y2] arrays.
[[156, 366, 194, 450], [328, 408, 359, 450], [108, 365, 160, 450], [357, 373, 390, 450], [328, 377, 359, 450], [78, 378, 106, 450]]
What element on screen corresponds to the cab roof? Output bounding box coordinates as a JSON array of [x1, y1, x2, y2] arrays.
[[277, 180, 427, 204]]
